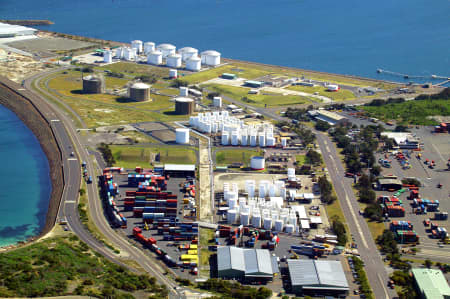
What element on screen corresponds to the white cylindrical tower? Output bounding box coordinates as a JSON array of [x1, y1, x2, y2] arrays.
[[227, 209, 237, 224], [166, 53, 182, 68], [263, 218, 272, 230], [175, 128, 190, 144], [186, 56, 201, 72], [240, 212, 250, 226], [213, 97, 222, 108], [252, 214, 261, 228], [131, 40, 143, 54], [274, 219, 284, 232], [259, 134, 266, 147], [157, 43, 176, 58], [123, 47, 135, 61], [251, 156, 265, 170], [115, 47, 123, 59], [281, 138, 287, 147], [221, 132, 229, 146], [147, 50, 162, 65], [143, 42, 155, 54], [179, 47, 199, 62], [180, 87, 189, 97], [250, 134, 257, 147], [169, 69, 178, 79], [103, 50, 112, 63], [201, 50, 221, 66]]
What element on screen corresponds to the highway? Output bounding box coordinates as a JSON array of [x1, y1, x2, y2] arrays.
[[216, 92, 397, 298], [23, 70, 184, 298]]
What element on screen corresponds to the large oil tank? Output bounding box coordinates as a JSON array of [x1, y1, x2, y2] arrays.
[[186, 56, 201, 72], [129, 82, 151, 102], [157, 43, 176, 58], [131, 40, 143, 53], [179, 47, 199, 62], [147, 50, 162, 65], [82, 75, 104, 94], [200, 50, 221, 66], [103, 50, 112, 63], [143, 41, 155, 54], [175, 97, 194, 115], [251, 156, 265, 170], [166, 53, 182, 68], [175, 128, 190, 144]]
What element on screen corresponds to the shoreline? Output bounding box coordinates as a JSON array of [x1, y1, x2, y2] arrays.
[[0, 76, 64, 250]]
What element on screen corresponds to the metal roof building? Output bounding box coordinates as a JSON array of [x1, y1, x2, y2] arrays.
[[288, 259, 349, 296], [0, 22, 37, 38], [163, 164, 195, 177], [314, 110, 348, 125], [217, 246, 279, 281], [412, 268, 450, 299]]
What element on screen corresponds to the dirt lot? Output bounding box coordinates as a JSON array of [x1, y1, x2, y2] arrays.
[[0, 48, 46, 82]]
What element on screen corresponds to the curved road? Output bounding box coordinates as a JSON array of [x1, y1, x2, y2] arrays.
[[24, 70, 184, 298]]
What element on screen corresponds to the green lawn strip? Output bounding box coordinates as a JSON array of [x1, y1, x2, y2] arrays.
[[295, 154, 306, 165], [110, 145, 197, 169], [363, 99, 450, 125], [96, 61, 173, 78], [203, 83, 310, 107], [0, 235, 168, 298], [287, 84, 356, 101], [215, 148, 263, 167], [199, 228, 216, 277]]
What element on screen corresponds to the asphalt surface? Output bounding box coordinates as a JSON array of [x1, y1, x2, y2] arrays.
[[24, 69, 185, 298], [217, 92, 397, 298]]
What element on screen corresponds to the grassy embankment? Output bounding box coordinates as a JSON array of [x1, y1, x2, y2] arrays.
[[199, 228, 216, 277], [203, 84, 310, 108], [0, 235, 168, 298], [110, 145, 197, 169], [215, 148, 263, 167], [287, 84, 355, 101], [363, 99, 450, 126], [41, 70, 188, 128]]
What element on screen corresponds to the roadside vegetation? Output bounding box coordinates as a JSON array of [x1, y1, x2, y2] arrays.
[[363, 88, 450, 125], [0, 235, 167, 298], [198, 279, 272, 299], [351, 256, 374, 299]]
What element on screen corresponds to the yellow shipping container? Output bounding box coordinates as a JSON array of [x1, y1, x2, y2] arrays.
[[189, 244, 198, 249], [181, 254, 198, 261], [187, 250, 198, 255], [183, 198, 189, 204]]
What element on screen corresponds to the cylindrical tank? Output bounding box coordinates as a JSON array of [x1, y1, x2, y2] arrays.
[[103, 50, 112, 63], [285, 224, 294, 233], [251, 156, 265, 170], [263, 218, 272, 230], [252, 214, 261, 228], [123, 47, 135, 61], [200, 50, 221, 66], [169, 69, 178, 79], [115, 47, 123, 59], [213, 96, 222, 107], [266, 136, 275, 147], [82, 75, 104, 94], [175, 128, 190, 144], [175, 97, 194, 115], [143, 42, 155, 54], [131, 40, 143, 53], [166, 53, 182, 68], [228, 197, 237, 209], [227, 209, 237, 224], [259, 134, 266, 147], [180, 87, 189, 97], [179, 47, 199, 62], [231, 132, 239, 146], [186, 56, 201, 72], [221, 132, 229, 145], [157, 43, 176, 58], [241, 134, 248, 146], [281, 138, 287, 147], [147, 50, 162, 65], [240, 212, 250, 226], [250, 134, 257, 147], [129, 82, 151, 102], [274, 219, 284, 232]]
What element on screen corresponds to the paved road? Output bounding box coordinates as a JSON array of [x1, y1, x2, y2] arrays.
[[24, 70, 184, 298], [216, 91, 397, 298]]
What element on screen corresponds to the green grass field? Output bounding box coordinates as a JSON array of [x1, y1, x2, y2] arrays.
[[363, 99, 450, 125], [295, 154, 306, 165], [96, 61, 175, 78], [215, 148, 263, 166], [203, 84, 310, 107], [287, 85, 356, 101], [110, 145, 197, 168], [199, 228, 216, 277]]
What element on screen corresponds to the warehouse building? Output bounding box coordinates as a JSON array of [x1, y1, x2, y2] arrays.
[[377, 178, 403, 191], [163, 164, 195, 178], [287, 259, 349, 296], [309, 110, 348, 126], [217, 246, 279, 282], [412, 268, 450, 299], [0, 22, 37, 38], [381, 132, 420, 149]]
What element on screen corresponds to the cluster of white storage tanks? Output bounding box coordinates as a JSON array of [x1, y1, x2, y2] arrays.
[[112, 40, 220, 71], [223, 181, 297, 233], [189, 111, 276, 147]]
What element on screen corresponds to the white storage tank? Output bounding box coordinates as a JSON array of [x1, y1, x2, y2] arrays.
[[266, 136, 275, 147], [157, 43, 176, 58], [186, 56, 201, 72], [123, 47, 135, 61], [251, 156, 265, 170], [131, 40, 143, 53], [259, 134, 266, 147], [179, 47, 199, 62], [227, 209, 237, 224], [281, 138, 287, 147], [263, 218, 272, 230], [201, 50, 221, 66], [240, 212, 250, 226], [231, 132, 239, 146], [175, 128, 190, 144], [221, 132, 229, 145], [166, 53, 182, 68], [103, 50, 113, 63], [147, 50, 162, 65], [274, 219, 284, 232], [115, 47, 123, 59], [250, 134, 257, 147], [241, 134, 248, 146], [143, 42, 155, 54], [285, 224, 294, 234], [252, 214, 261, 228], [169, 69, 178, 79], [180, 87, 189, 97], [213, 96, 222, 107]]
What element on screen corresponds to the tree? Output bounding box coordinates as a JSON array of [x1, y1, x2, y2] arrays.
[[357, 174, 371, 189], [377, 230, 399, 254], [170, 79, 188, 88], [359, 188, 376, 204], [370, 165, 381, 177], [364, 203, 382, 221], [424, 259, 433, 268], [332, 217, 348, 246], [314, 120, 331, 131], [306, 150, 322, 166]]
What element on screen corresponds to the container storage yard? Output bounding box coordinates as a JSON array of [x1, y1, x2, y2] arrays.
[[99, 165, 200, 277]]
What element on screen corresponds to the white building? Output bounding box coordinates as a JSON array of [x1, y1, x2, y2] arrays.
[[0, 22, 37, 38]]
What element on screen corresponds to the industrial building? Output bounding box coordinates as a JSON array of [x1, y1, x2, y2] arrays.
[[244, 80, 264, 88], [0, 22, 37, 38], [310, 110, 348, 126], [287, 259, 349, 296], [217, 246, 279, 282], [412, 268, 450, 299], [380, 132, 420, 149], [377, 178, 403, 191], [163, 164, 195, 178]]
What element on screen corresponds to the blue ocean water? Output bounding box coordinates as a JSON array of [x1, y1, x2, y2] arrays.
[[0, 105, 51, 247], [1, 0, 449, 84]]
